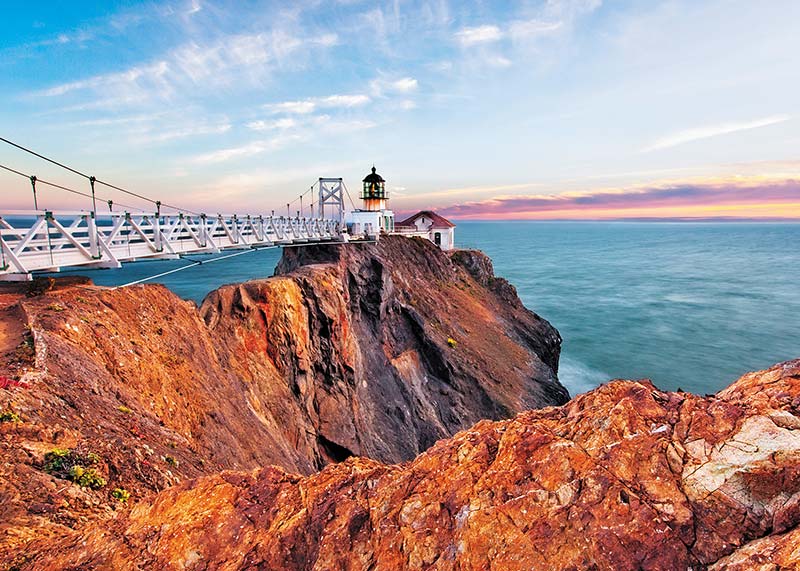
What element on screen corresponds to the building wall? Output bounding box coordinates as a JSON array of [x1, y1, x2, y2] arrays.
[[431, 227, 455, 250], [346, 210, 394, 237], [413, 216, 433, 232]]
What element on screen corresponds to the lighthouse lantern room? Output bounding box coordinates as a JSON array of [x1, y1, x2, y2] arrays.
[[346, 165, 395, 237]]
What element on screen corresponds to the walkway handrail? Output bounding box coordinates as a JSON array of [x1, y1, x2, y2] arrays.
[[0, 210, 345, 277]]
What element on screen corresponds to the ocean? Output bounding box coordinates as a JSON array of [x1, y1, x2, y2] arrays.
[[51, 221, 799, 396]]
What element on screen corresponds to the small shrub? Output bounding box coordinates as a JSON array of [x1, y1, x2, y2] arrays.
[[118, 405, 132, 414], [447, 337, 458, 348], [112, 488, 131, 503], [0, 411, 21, 423], [164, 455, 178, 467], [13, 335, 35, 363], [69, 466, 106, 489], [46, 303, 66, 312], [43, 448, 106, 489], [43, 448, 71, 473]]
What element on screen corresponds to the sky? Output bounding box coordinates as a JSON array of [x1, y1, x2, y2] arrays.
[[1, 0, 799, 220]]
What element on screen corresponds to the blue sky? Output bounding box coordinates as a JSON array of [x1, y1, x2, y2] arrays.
[[1, 1, 799, 218]]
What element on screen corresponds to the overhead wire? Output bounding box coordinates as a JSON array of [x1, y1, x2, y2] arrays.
[[115, 248, 261, 288], [0, 136, 198, 214], [0, 162, 146, 212], [341, 181, 359, 211]]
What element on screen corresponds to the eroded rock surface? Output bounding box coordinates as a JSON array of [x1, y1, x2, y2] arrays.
[[202, 236, 566, 468], [19, 360, 800, 570], [0, 236, 566, 563]]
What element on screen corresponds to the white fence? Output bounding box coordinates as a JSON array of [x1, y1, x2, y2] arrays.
[[0, 210, 343, 278]]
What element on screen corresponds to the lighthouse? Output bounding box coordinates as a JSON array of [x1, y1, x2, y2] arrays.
[[361, 166, 387, 211], [345, 165, 395, 237]]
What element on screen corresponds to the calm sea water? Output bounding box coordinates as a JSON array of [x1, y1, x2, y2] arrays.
[[53, 222, 799, 396]]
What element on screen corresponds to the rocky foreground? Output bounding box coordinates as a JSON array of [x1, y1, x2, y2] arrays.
[[13, 360, 800, 570], [1, 236, 798, 569], [0, 236, 566, 566]]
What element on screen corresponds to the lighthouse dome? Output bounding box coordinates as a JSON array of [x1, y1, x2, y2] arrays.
[[362, 165, 385, 183], [361, 165, 387, 201]]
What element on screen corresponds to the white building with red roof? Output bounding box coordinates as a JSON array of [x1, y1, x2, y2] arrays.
[[395, 210, 456, 250]]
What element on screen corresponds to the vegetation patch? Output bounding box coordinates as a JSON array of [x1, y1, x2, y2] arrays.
[[68, 466, 106, 489], [43, 448, 107, 489], [447, 337, 458, 348], [118, 405, 133, 414], [111, 488, 131, 503], [0, 411, 21, 423], [13, 335, 35, 364]]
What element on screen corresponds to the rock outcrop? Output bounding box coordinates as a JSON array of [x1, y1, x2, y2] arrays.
[[202, 236, 565, 469], [0, 236, 566, 563], [17, 360, 800, 570]]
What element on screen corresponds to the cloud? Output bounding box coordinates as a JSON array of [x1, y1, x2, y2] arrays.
[[194, 113, 378, 164], [37, 61, 170, 97], [247, 117, 298, 131], [390, 77, 419, 92], [136, 122, 231, 143], [436, 179, 800, 219], [509, 19, 563, 40], [643, 115, 791, 152], [190, 136, 300, 164], [455, 25, 503, 46], [34, 26, 335, 107], [369, 76, 419, 96], [484, 55, 512, 68], [264, 93, 371, 115], [313, 33, 340, 47], [186, 0, 202, 15]]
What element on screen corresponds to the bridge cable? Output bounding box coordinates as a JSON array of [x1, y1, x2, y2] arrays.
[[115, 235, 357, 289], [0, 137, 198, 214], [0, 162, 145, 212], [115, 247, 261, 288], [341, 181, 359, 211]]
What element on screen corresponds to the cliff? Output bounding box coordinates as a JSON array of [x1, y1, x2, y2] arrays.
[[0, 235, 566, 563], [201, 236, 565, 467], [17, 359, 800, 570]]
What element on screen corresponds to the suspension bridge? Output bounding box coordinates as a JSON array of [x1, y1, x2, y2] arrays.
[[0, 138, 358, 282]]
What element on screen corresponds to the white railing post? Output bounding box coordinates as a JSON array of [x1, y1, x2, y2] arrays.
[[200, 214, 208, 248], [154, 212, 162, 251], [87, 212, 100, 259]]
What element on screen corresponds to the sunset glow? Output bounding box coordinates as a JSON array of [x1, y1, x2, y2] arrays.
[[1, 1, 799, 220]]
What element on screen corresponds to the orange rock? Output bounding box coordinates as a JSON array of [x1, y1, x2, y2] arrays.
[[0, 236, 566, 561], [20, 360, 800, 570]]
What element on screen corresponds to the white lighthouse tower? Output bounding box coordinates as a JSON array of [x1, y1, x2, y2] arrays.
[[345, 165, 395, 237]]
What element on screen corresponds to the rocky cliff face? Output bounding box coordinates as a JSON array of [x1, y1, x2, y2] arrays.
[[0, 236, 566, 563], [17, 360, 800, 570], [201, 236, 565, 469]]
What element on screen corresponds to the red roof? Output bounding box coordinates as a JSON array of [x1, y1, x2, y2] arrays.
[[396, 210, 456, 229]]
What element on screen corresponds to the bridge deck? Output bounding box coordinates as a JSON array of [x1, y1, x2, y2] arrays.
[[0, 210, 344, 279]]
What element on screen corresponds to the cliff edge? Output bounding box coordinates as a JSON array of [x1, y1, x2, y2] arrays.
[[0, 235, 566, 562], [201, 235, 566, 468], [18, 359, 800, 570]]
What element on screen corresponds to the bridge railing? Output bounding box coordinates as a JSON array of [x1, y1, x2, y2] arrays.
[[0, 210, 343, 277]]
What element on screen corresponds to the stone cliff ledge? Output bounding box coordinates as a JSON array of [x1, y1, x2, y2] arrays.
[[0, 235, 567, 565]]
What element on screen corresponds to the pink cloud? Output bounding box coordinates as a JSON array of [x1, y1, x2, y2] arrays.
[[435, 179, 800, 220]]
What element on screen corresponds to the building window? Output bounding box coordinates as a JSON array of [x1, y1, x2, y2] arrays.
[[434, 232, 441, 246]]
